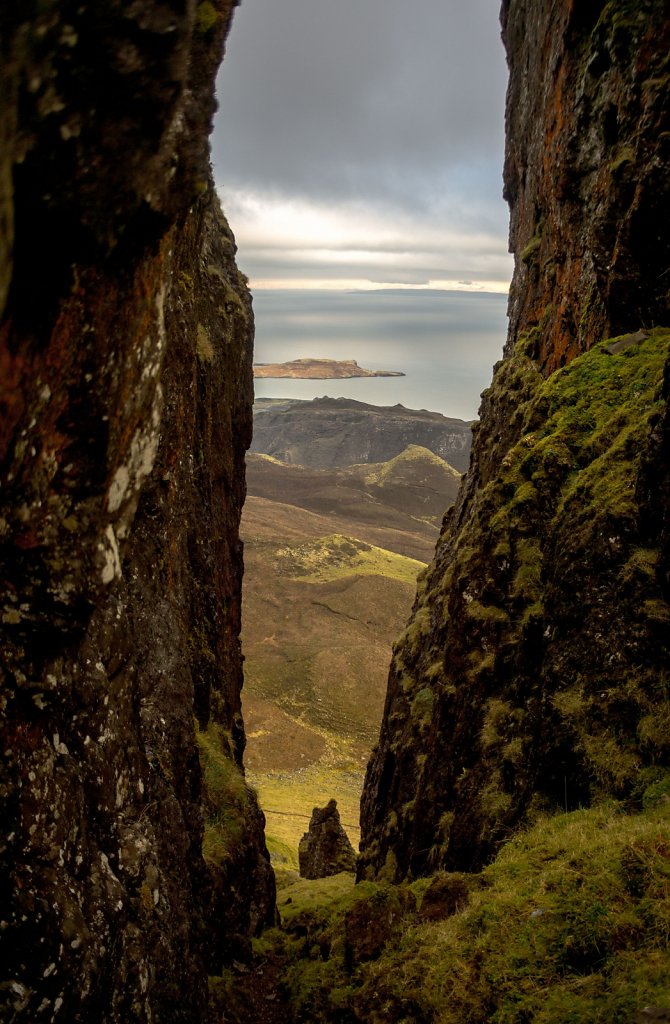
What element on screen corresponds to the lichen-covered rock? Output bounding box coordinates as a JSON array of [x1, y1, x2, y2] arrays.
[[359, 0, 670, 883], [299, 800, 357, 879], [502, 0, 670, 372], [0, 3, 274, 1022]]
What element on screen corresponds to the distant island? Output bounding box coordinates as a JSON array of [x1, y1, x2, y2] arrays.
[[253, 357, 405, 379]]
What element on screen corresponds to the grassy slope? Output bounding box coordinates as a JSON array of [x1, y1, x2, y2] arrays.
[[211, 796, 670, 1024], [241, 447, 460, 868]]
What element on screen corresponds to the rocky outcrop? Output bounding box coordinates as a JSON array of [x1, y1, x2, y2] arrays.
[[252, 397, 473, 472], [359, 0, 670, 882], [0, 3, 273, 1022], [503, 0, 670, 372], [299, 800, 357, 879]]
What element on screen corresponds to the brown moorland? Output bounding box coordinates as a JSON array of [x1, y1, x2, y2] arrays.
[[240, 446, 462, 867]]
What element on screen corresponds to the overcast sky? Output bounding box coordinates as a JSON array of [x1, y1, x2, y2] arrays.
[[212, 0, 513, 293]]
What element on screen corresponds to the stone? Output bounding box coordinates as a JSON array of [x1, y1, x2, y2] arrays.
[[0, 3, 274, 1022], [298, 799, 357, 879]]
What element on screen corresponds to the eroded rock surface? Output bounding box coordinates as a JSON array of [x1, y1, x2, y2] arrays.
[[359, 0, 670, 882], [0, 3, 273, 1022], [299, 800, 357, 879], [503, 0, 670, 372]]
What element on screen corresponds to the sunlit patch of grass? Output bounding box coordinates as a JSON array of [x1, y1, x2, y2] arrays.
[[274, 533, 426, 586], [363, 444, 462, 487], [250, 746, 363, 871]]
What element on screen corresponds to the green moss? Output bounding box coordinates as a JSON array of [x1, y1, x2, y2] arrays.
[[465, 599, 510, 625], [480, 697, 515, 748], [382, 327, 670, 868], [512, 538, 543, 601], [620, 547, 658, 585], [196, 322, 215, 363], [195, 1, 220, 34], [610, 144, 635, 174], [256, 803, 670, 1024], [643, 598, 670, 623], [520, 234, 542, 264], [196, 723, 254, 866], [410, 686, 434, 722]]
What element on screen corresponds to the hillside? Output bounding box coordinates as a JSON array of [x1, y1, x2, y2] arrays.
[[241, 447, 462, 866], [251, 396, 474, 472]]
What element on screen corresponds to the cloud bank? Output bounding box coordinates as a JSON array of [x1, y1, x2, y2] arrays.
[[213, 0, 512, 291]]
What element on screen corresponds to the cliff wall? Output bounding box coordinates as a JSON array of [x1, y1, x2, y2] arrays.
[[0, 3, 273, 1022], [359, 0, 670, 882]]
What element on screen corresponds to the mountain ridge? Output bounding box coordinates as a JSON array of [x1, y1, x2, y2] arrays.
[[252, 396, 473, 472]]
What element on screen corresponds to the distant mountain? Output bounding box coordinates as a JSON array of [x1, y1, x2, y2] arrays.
[[246, 445, 462, 560], [253, 357, 404, 379], [251, 396, 473, 472]]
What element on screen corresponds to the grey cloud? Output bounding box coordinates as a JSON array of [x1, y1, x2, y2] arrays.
[[213, 0, 508, 213]]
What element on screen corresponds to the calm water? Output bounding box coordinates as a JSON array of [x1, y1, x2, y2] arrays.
[[251, 289, 509, 420]]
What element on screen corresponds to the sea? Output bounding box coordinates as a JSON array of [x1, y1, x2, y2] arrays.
[[251, 288, 509, 421]]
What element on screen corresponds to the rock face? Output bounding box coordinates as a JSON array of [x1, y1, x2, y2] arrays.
[[299, 800, 357, 879], [252, 397, 473, 472], [359, 0, 670, 883], [0, 4, 274, 1023], [503, 0, 670, 372]]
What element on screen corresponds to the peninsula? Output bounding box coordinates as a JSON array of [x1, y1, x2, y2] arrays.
[[253, 357, 405, 379]]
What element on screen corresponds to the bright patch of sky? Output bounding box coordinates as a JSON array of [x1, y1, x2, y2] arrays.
[[213, 0, 512, 294]]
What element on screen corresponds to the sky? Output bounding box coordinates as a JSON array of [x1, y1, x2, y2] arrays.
[[212, 0, 513, 294]]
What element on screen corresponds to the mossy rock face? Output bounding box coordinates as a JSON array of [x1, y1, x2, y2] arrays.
[[344, 885, 416, 966], [501, 0, 670, 373], [361, 329, 670, 880], [0, 3, 275, 1019]]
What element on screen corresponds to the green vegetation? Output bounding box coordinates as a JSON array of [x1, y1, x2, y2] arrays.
[[363, 444, 461, 488], [196, 322, 215, 363], [196, 722, 256, 868], [241, 442, 458, 874], [224, 801, 669, 1024], [275, 533, 425, 586], [195, 0, 220, 34], [250, 758, 363, 872], [520, 233, 542, 264]]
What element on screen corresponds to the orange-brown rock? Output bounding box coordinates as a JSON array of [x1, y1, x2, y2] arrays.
[[0, 3, 273, 1022], [503, 2, 670, 373]]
